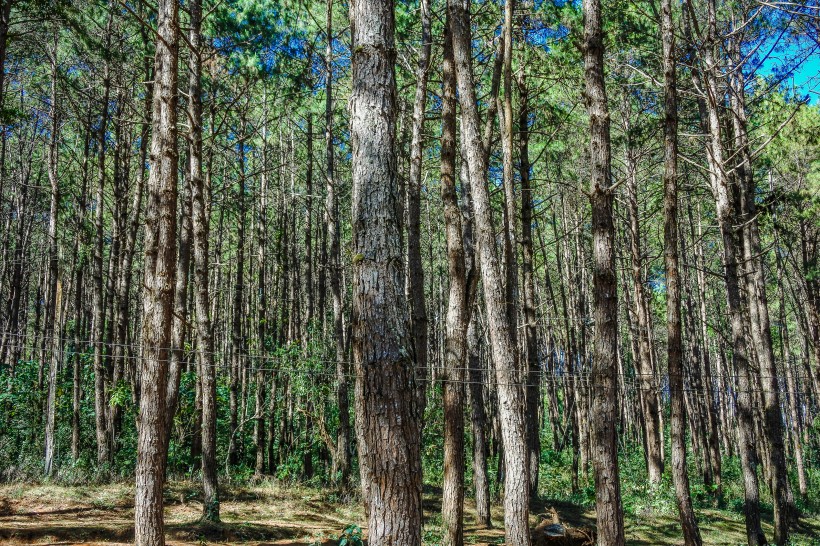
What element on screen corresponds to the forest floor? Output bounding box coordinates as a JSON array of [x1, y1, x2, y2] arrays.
[[0, 481, 818, 545]]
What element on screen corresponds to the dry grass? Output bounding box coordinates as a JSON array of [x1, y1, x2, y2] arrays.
[[0, 482, 817, 545]]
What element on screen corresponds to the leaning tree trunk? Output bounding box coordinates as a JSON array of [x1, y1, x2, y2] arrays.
[[448, 0, 530, 543], [583, 0, 625, 544], [694, 0, 766, 542], [349, 0, 423, 542], [134, 0, 179, 540], [661, 1, 701, 543], [728, 32, 792, 545]]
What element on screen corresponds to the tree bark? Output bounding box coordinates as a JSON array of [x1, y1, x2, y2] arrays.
[[325, 0, 351, 485], [583, 0, 625, 544], [441, 16, 468, 545], [661, 1, 702, 542], [350, 0, 423, 541], [92, 12, 114, 466], [448, 0, 530, 542], [692, 1, 766, 541], [134, 0, 179, 539], [43, 35, 60, 477]]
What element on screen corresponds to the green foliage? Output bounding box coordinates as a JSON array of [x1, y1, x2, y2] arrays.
[[337, 524, 363, 546]]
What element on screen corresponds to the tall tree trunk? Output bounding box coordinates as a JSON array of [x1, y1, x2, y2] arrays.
[[406, 0, 430, 417], [92, 13, 114, 466], [325, 0, 350, 485], [624, 128, 663, 485], [449, 0, 530, 542], [728, 32, 792, 544], [662, 2, 701, 543], [349, 0, 423, 540], [518, 72, 540, 497], [134, 0, 179, 539], [187, 0, 218, 520], [254, 109, 269, 478], [441, 16, 470, 545], [229, 125, 248, 467], [583, 0, 625, 544], [692, 1, 766, 541], [167, 176, 191, 434], [467, 317, 492, 527], [43, 35, 60, 477], [499, 0, 518, 352]]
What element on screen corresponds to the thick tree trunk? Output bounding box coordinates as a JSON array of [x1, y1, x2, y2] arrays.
[[583, 0, 625, 544], [449, 0, 530, 543], [349, 0, 423, 541], [134, 0, 179, 540]]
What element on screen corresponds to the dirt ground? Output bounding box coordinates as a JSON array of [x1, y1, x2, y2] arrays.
[[0, 481, 817, 545]]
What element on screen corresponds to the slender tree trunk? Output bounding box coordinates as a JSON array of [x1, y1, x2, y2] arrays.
[[624, 131, 663, 485], [518, 73, 541, 497], [229, 126, 248, 466], [449, 0, 530, 542], [134, 0, 179, 539], [441, 17, 469, 545], [693, 1, 766, 541], [350, 0, 422, 537], [43, 36, 60, 477], [728, 32, 792, 544], [187, 0, 219, 520], [406, 0, 431, 417], [254, 110, 269, 478], [468, 317, 492, 527], [583, 0, 625, 543], [662, 2, 701, 542], [325, 0, 350, 485], [92, 14, 113, 466]]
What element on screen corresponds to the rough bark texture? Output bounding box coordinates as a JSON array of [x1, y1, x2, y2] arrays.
[[661, 1, 702, 543], [134, 0, 179, 541], [583, 0, 625, 544], [349, 0, 423, 541], [448, 0, 530, 543], [441, 17, 467, 545]]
